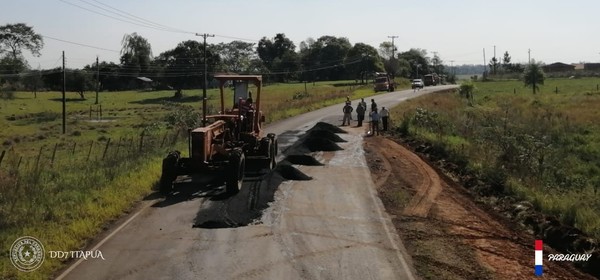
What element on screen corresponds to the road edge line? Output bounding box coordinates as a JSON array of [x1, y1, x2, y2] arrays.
[[55, 201, 153, 280]]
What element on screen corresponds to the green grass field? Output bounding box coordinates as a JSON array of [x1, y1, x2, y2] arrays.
[[389, 77, 600, 240], [0, 79, 409, 279]]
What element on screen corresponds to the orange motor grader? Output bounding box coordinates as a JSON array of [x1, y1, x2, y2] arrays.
[[159, 75, 277, 195]]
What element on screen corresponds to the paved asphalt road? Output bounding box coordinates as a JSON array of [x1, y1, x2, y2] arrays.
[[57, 85, 456, 280]]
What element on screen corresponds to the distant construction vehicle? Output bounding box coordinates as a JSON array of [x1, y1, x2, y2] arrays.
[[373, 72, 395, 92], [423, 73, 440, 86], [159, 75, 277, 195]]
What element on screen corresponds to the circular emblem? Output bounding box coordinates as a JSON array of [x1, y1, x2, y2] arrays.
[[10, 236, 45, 272]]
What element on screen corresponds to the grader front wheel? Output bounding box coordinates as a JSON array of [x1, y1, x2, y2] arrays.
[[225, 151, 245, 195], [159, 151, 180, 195]]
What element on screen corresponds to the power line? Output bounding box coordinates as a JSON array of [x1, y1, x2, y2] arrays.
[[41, 35, 120, 53], [87, 0, 192, 34], [57, 0, 185, 33]]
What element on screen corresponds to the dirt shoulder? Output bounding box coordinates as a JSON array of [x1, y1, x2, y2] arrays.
[[363, 135, 594, 280]]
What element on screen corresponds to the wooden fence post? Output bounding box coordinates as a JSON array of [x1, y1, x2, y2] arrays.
[[160, 131, 168, 148], [115, 137, 122, 157], [87, 141, 94, 161], [17, 156, 22, 169], [34, 145, 44, 173], [0, 150, 5, 168], [72, 142, 77, 155], [102, 138, 111, 160], [139, 131, 145, 152], [50, 143, 58, 167]]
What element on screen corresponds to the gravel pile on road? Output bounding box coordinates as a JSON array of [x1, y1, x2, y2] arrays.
[[284, 155, 324, 166], [306, 129, 347, 143], [301, 137, 343, 152], [310, 121, 347, 134], [275, 163, 313, 180]]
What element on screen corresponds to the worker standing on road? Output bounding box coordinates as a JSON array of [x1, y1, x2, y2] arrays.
[[342, 103, 353, 126], [370, 109, 380, 136], [359, 98, 367, 111], [380, 107, 390, 131], [356, 103, 365, 127], [370, 99, 378, 112], [345, 96, 353, 120]]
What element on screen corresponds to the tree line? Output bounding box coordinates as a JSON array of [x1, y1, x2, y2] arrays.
[[1, 23, 457, 96]]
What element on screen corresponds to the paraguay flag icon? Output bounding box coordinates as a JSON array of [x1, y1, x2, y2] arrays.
[[535, 240, 543, 276]]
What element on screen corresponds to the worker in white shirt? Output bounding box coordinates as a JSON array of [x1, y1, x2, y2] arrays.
[[380, 106, 390, 131]]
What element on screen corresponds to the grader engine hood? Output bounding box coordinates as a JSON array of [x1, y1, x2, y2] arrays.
[[191, 120, 226, 163]]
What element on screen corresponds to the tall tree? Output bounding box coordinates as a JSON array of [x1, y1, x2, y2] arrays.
[[157, 40, 220, 97], [257, 33, 298, 81], [0, 23, 43, 60], [431, 53, 444, 74], [378, 42, 395, 60], [523, 60, 545, 94], [502, 51, 511, 72], [489, 56, 499, 75], [398, 48, 430, 79], [347, 43, 384, 83], [120, 32, 153, 81], [314, 35, 352, 80], [216, 41, 255, 73]]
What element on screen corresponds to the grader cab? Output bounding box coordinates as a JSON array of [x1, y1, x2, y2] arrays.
[[159, 75, 277, 195]]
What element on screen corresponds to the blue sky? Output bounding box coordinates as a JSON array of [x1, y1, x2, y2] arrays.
[[2, 0, 599, 69]]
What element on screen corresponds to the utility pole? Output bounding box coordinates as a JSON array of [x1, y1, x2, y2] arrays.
[[483, 48, 487, 73], [196, 33, 215, 127], [493, 45, 496, 74], [450, 60, 455, 75], [433, 51, 439, 73], [528, 49, 531, 64], [95, 56, 99, 104], [387, 35, 398, 59], [62, 51, 66, 134]]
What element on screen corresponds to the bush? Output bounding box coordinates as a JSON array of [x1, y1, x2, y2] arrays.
[[0, 89, 14, 100], [397, 115, 411, 136]]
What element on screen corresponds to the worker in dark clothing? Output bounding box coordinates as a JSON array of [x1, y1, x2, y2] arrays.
[[370, 99, 377, 112], [380, 106, 390, 131], [356, 103, 365, 127]]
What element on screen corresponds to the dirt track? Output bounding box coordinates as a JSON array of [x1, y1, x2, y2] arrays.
[[364, 135, 595, 280]]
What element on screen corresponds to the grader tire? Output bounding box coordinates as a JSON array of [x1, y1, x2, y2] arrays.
[[226, 151, 245, 195], [159, 151, 180, 195]]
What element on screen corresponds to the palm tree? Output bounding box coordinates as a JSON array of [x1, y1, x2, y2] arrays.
[[523, 60, 545, 94]]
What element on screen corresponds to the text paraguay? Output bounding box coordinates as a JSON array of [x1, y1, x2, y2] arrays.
[[547, 254, 591, 262]]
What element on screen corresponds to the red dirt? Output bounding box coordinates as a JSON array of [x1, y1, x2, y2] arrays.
[[364, 135, 594, 280]]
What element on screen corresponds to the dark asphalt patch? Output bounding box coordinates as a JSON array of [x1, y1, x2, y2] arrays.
[[193, 121, 343, 229]]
